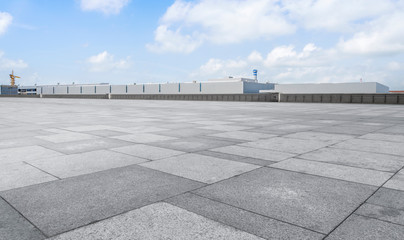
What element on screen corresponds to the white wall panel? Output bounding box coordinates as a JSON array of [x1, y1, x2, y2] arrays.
[[127, 85, 143, 94], [160, 83, 179, 94], [181, 83, 200, 94]]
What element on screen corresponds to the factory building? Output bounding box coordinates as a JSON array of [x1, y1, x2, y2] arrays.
[[35, 78, 275, 95], [262, 82, 389, 94], [0, 85, 18, 95]]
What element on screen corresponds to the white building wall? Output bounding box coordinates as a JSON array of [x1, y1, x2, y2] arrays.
[[244, 82, 274, 93], [111, 85, 127, 94], [127, 85, 143, 94], [54, 86, 68, 94], [95, 85, 110, 94], [376, 83, 390, 93], [161, 83, 179, 94], [82, 86, 96, 94], [201, 81, 243, 94], [42, 86, 54, 94], [144, 84, 159, 94], [181, 83, 201, 94], [68, 86, 81, 94], [273, 82, 389, 94]]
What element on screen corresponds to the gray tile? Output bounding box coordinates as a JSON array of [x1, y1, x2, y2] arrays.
[[27, 150, 146, 178], [49, 203, 263, 240], [0, 146, 63, 165], [198, 125, 253, 132], [196, 150, 274, 166], [356, 203, 404, 226], [194, 167, 376, 234], [85, 129, 128, 137], [333, 139, 404, 156], [39, 138, 133, 154], [36, 132, 99, 143], [211, 145, 296, 162], [270, 158, 393, 186], [326, 214, 404, 240], [368, 188, 404, 211], [140, 153, 259, 183], [158, 128, 219, 138], [0, 197, 45, 240], [111, 144, 185, 160], [299, 148, 404, 172], [241, 137, 331, 154], [0, 165, 204, 236], [284, 131, 353, 143], [166, 193, 324, 239], [112, 133, 177, 143], [360, 133, 404, 143], [384, 170, 404, 191], [149, 137, 236, 152], [0, 162, 58, 191], [208, 131, 277, 142]]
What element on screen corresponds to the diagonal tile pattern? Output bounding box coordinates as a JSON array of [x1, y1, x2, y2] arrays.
[[0, 98, 403, 239]]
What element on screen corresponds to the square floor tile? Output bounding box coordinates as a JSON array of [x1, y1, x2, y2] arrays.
[[0, 146, 63, 165], [111, 144, 185, 160], [299, 148, 404, 172], [39, 138, 133, 154], [270, 158, 393, 186], [367, 188, 404, 211], [27, 150, 146, 178], [240, 137, 330, 154], [149, 137, 236, 153], [356, 203, 404, 226], [49, 203, 262, 240], [211, 145, 295, 162], [0, 162, 57, 191], [0, 165, 204, 237], [209, 131, 277, 142], [112, 133, 177, 143], [194, 167, 376, 234], [166, 193, 324, 240], [36, 132, 99, 143], [333, 139, 404, 156], [140, 153, 260, 183], [284, 131, 353, 144], [326, 214, 404, 240], [359, 133, 404, 143], [384, 170, 404, 191], [0, 198, 45, 240]]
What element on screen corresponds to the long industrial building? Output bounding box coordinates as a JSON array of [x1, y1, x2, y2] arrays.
[[36, 78, 274, 95], [266, 82, 389, 94]]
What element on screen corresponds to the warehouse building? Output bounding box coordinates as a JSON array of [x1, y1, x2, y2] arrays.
[[261, 82, 389, 94], [35, 78, 275, 95], [0, 85, 18, 95]]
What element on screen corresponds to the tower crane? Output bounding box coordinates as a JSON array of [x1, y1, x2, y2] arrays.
[[9, 70, 20, 86]]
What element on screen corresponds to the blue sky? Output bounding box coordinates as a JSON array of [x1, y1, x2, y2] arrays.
[[0, 0, 403, 89]]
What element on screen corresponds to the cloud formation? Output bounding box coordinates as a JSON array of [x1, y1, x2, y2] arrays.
[[0, 12, 12, 35], [86, 51, 131, 72], [0, 51, 28, 69], [80, 0, 130, 15], [149, 0, 404, 56]]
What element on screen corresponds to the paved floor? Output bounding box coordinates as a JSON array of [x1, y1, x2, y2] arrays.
[[1, 98, 404, 240]]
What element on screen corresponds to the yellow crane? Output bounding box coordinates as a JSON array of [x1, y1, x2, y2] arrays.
[[9, 70, 20, 86]]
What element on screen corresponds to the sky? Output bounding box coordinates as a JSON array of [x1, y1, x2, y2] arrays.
[[0, 0, 403, 90]]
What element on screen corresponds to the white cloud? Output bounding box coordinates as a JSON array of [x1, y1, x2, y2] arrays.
[[338, 11, 404, 56], [149, 0, 404, 54], [0, 51, 28, 69], [0, 12, 12, 35], [80, 0, 130, 15], [86, 51, 131, 72], [149, 0, 295, 53], [282, 0, 395, 32], [146, 25, 203, 54]]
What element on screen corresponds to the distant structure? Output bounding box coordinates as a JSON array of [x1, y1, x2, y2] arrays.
[[253, 69, 258, 81], [262, 82, 389, 94], [9, 70, 20, 86]]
